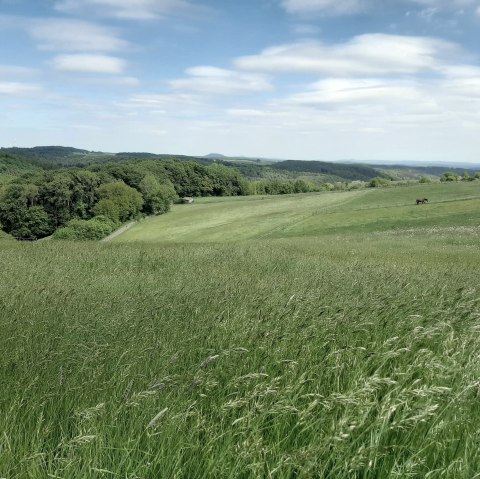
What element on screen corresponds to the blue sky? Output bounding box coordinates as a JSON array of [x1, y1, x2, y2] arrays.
[[1, 0, 480, 162]]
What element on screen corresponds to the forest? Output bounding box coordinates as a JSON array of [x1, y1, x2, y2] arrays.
[[0, 157, 255, 240]]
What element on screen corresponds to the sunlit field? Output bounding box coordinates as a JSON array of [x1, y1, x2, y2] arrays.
[[1, 182, 479, 478], [116, 182, 480, 243]]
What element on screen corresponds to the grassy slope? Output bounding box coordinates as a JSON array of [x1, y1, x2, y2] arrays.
[[1, 182, 480, 478], [117, 182, 480, 243], [0, 230, 13, 240]]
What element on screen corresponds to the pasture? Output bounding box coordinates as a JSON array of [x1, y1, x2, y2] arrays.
[[116, 182, 480, 242], [1, 182, 480, 478]]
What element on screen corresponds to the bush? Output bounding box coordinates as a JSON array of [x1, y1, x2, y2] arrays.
[[51, 227, 77, 240], [368, 177, 391, 188], [53, 216, 118, 241], [347, 181, 366, 190], [440, 172, 459, 182]]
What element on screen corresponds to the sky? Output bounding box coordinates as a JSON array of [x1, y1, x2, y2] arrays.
[[1, 0, 480, 162]]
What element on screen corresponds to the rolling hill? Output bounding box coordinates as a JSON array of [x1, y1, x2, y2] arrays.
[[3, 146, 476, 184]]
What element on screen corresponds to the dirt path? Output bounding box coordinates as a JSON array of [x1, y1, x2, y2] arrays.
[[101, 221, 137, 242]]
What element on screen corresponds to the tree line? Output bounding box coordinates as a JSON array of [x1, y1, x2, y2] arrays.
[[0, 160, 252, 240]]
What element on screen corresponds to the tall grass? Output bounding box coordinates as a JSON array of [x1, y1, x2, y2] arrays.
[[1, 233, 479, 478]]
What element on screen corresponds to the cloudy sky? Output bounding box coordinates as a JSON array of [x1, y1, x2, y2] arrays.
[[1, 0, 480, 162]]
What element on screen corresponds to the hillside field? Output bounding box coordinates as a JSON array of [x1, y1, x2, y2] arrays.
[[1, 182, 480, 478], [116, 182, 480, 242]]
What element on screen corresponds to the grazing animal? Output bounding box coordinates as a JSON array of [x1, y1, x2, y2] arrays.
[[416, 198, 428, 205]]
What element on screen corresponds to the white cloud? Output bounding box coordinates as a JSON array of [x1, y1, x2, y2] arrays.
[[440, 64, 480, 77], [413, 0, 477, 7], [0, 81, 43, 96], [29, 19, 127, 51], [55, 0, 204, 20], [63, 75, 141, 87], [227, 109, 270, 118], [289, 78, 423, 105], [235, 34, 457, 76], [170, 66, 272, 94], [119, 93, 204, 117], [291, 23, 322, 35], [52, 54, 127, 74], [0, 65, 38, 77], [280, 0, 480, 15], [281, 0, 363, 15]]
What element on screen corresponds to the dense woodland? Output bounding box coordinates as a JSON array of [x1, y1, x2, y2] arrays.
[[1, 147, 479, 240], [0, 158, 253, 240]]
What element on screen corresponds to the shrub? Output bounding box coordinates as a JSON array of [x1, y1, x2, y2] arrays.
[[347, 181, 366, 190], [53, 216, 118, 241], [51, 227, 77, 240], [440, 172, 459, 182], [368, 177, 391, 188]]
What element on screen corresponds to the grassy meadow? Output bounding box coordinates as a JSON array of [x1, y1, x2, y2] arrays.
[[116, 182, 480, 242], [1, 182, 480, 478]]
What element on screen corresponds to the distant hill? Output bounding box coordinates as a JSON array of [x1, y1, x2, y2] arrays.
[[339, 159, 480, 170], [0, 151, 44, 176], [115, 152, 160, 159], [272, 160, 386, 182], [204, 153, 227, 159], [0, 146, 112, 168], [1, 146, 89, 158], [373, 164, 479, 181], [2, 145, 477, 184]]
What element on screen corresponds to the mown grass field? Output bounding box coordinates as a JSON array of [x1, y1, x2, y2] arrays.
[[1, 182, 480, 478], [116, 182, 480, 242]]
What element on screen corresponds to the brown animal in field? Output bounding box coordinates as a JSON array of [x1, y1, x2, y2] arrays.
[[416, 198, 428, 205]]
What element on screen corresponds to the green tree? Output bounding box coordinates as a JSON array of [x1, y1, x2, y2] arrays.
[[70, 170, 102, 217], [96, 182, 143, 222], [461, 172, 474, 182], [0, 183, 52, 239], [93, 199, 121, 223], [138, 175, 177, 215], [9, 206, 51, 240], [368, 177, 391, 188], [440, 172, 459, 182], [39, 174, 73, 227], [293, 179, 310, 193]]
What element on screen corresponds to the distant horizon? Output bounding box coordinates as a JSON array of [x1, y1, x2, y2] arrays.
[[3, 144, 480, 169]]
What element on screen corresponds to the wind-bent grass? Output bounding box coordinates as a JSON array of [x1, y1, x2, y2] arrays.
[[1, 182, 480, 477]]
